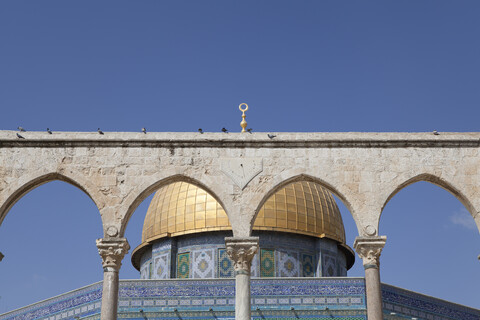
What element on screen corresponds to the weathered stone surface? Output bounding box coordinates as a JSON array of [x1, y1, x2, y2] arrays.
[[0, 131, 479, 238]]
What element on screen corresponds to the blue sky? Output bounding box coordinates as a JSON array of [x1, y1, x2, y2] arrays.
[[0, 0, 479, 312]]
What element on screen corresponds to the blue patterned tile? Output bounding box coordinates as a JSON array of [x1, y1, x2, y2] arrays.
[[217, 248, 234, 278]]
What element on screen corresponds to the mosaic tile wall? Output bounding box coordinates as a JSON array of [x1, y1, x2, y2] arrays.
[[143, 232, 230, 279], [337, 251, 347, 277], [322, 252, 337, 277], [139, 231, 350, 279], [217, 248, 234, 278], [116, 278, 367, 316], [382, 284, 480, 320], [177, 253, 190, 278], [250, 249, 260, 278], [153, 253, 169, 279], [0, 282, 103, 320], [139, 250, 152, 280], [2, 279, 480, 320], [277, 250, 300, 277], [302, 253, 315, 277], [151, 239, 175, 279], [260, 248, 275, 277], [192, 249, 215, 278]]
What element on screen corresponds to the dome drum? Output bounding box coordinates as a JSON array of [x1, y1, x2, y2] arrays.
[[136, 231, 351, 279]]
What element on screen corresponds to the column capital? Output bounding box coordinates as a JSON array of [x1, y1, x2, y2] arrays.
[[225, 237, 259, 275], [353, 236, 386, 269], [96, 238, 130, 272]]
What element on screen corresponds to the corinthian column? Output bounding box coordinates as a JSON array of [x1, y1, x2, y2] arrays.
[[354, 236, 386, 320], [225, 237, 259, 320], [96, 237, 130, 320]]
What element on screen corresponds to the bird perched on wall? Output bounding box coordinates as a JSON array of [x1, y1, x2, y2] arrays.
[[97, 128, 104, 135], [47, 128, 52, 134], [198, 128, 203, 134], [433, 130, 439, 135], [17, 126, 26, 132], [16, 133, 25, 139], [268, 134, 276, 139], [247, 128, 253, 133], [142, 127, 147, 134], [222, 127, 228, 133]]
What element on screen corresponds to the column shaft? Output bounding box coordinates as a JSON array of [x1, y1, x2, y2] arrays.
[[100, 270, 120, 320], [225, 236, 259, 320], [364, 266, 383, 320], [235, 273, 251, 320], [354, 236, 386, 320]]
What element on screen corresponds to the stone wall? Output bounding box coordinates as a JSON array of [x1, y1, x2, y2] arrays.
[[1, 131, 479, 238]]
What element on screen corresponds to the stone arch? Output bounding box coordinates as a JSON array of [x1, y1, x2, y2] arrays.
[[378, 172, 480, 307], [120, 173, 231, 236], [0, 171, 103, 227], [379, 173, 477, 231], [247, 170, 361, 236]]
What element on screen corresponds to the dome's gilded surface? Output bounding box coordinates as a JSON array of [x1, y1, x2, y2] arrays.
[[140, 180, 346, 244], [253, 181, 345, 243], [141, 181, 231, 243]]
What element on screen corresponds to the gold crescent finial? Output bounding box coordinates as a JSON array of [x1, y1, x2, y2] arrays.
[[239, 103, 249, 132]]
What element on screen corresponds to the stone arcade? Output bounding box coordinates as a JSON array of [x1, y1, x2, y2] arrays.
[[1, 131, 480, 320]]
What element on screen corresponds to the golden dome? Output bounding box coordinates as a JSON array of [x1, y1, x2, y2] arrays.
[[140, 180, 346, 244], [253, 181, 346, 243], [141, 181, 231, 243], [132, 180, 350, 270]]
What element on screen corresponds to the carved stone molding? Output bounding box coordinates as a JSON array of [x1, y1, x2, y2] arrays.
[[225, 237, 259, 275], [353, 236, 386, 269], [96, 238, 130, 272]]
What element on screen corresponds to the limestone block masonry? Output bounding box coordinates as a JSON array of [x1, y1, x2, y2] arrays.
[[1, 131, 479, 238]]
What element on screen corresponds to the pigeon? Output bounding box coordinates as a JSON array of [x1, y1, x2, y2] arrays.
[[198, 128, 203, 134], [142, 127, 147, 134], [222, 127, 228, 133], [247, 128, 253, 133], [267, 134, 276, 139], [16, 133, 25, 139], [17, 126, 26, 132], [97, 128, 104, 135], [47, 128, 52, 134], [433, 130, 439, 135]]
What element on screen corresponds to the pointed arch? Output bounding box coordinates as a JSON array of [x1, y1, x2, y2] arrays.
[[248, 172, 359, 235], [380, 173, 476, 220], [0, 172, 103, 227], [120, 174, 230, 236]]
